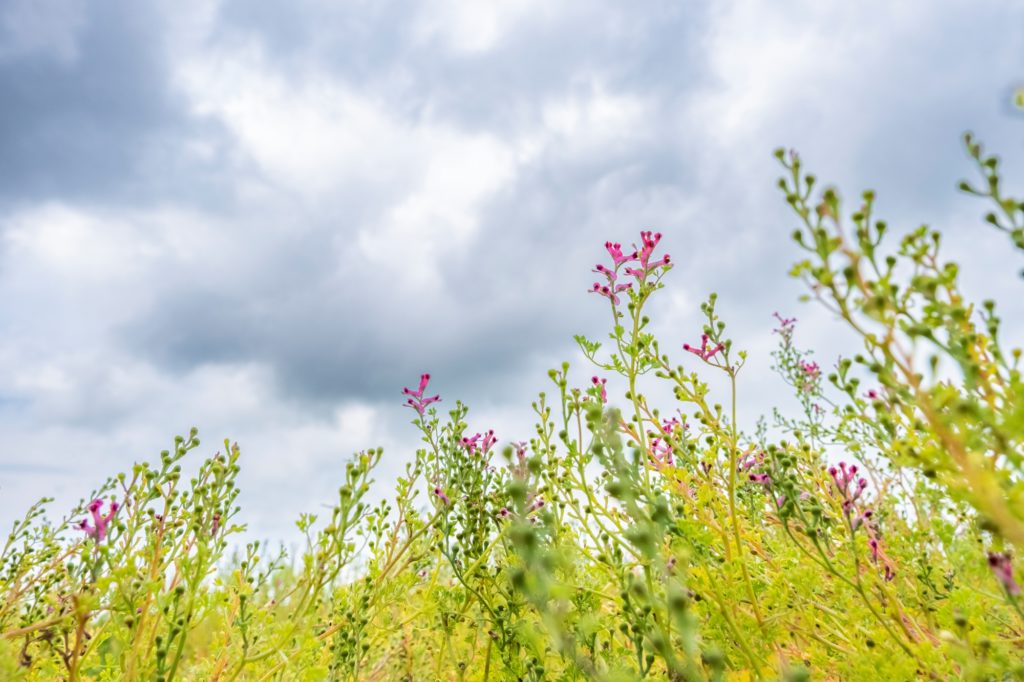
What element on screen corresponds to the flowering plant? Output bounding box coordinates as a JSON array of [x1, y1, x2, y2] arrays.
[[2, 136, 1024, 679]]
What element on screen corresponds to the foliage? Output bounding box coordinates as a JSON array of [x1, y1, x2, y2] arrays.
[[3, 137, 1024, 680]]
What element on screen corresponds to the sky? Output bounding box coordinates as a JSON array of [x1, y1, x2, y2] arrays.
[[1, 0, 1022, 541]]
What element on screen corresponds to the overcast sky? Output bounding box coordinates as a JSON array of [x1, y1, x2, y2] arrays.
[[1, 0, 1022, 540]]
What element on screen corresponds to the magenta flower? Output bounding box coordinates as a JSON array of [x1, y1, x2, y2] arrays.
[[798, 360, 821, 393], [403, 373, 441, 416], [852, 508, 873, 531], [683, 334, 725, 361], [433, 486, 450, 506], [481, 429, 497, 455], [748, 472, 771, 486], [78, 498, 119, 542], [604, 241, 636, 266], [623, 231, 670, 280], [591, 376, 608, 403], [988, 551, 1020, 596], [589, 281, 632, 305], [772, 312, 796, 332], [829, 461, 868, 517], [648, 436, 673, 466]]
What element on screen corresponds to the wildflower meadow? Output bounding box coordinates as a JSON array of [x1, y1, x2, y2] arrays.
[[3, 135, 1024, 681]]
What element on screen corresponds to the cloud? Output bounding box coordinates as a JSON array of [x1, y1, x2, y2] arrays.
[[0, 0, 1023, 539]]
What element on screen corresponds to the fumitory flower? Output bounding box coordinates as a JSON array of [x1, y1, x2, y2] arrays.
[[591, 375, 608, 403], [797, 359, 821, 393], [403, 373, 441, 416], [624, 230, 671, 280], [78, 498, 119, 542], [683, 334, 725, 361], [988, 551, 1020, 596], [829, 461, 868, 517]]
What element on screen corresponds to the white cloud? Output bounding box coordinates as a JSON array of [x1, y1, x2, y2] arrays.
[[412, 0, 563, 53]]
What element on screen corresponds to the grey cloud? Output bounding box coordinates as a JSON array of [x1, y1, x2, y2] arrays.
[[0, 0, 233, 208], [2, 0, 1024, 540]]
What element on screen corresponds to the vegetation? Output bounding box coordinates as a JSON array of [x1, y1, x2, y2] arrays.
[[3, 134, 1024, 680]]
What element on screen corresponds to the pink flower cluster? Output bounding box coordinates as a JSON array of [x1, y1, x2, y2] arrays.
[[590, 376, 608, 404], [78, 498, 119, 542], [830, 461, 896, 581], [648, 418, 685, 467], [683, 334, 725, 361], [829, 461, 869, 519], [403, 373, 441, 417], [798, 360, 821, 393], [461, 429, 497, 457], [624, 231, 671, 279], [988, 551, 1020, 596], [589, 232, 671, 305]]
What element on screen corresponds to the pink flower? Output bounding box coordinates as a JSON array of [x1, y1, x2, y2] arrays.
[[683, 334, 725, 361], [661, 417, 681, 434], [460, 430, 497, 456], [604, 241, 636, 266], [988, 551, 1020, 596], [797, 360, 821, 393], [828, 461, 868, 517], [403, 373, 441, 417], [623, 231, 671, 280], [648, 437, 673, 466], [591, 376, 608, 404], [589, 282, 632, 305], [78, 498, 119, 542], [772, 312, 796, 333], [481, 429, 497, 455], [852, 508, 873, 531], [433, 486, 450, 506]]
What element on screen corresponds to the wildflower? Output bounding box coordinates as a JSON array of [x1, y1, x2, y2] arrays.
[[798, 360, 821, 393], [591, 376, 608, 403], [683, 334, 725, 361], [590, 281, 632, 305], [748, 473, 771, 486], [624, 231, 671, 280], [78, 499, 119, 542], [772, 312, 796, 333], [661, 417, 682, 434], [988, 551, 1020, 596], [460, 431, 496, 456], [739, 451, 764, 472], [480, 430, 497, 456], [433, 487, 450, 506], [852, 509, 873, 531], [604, 241, 636, 267], [403, 373, 441, 416], [828, 461, 868, 517], [498, 507, 511, 520], [211, 512, 221, 537], [649, 436, 673, 466]]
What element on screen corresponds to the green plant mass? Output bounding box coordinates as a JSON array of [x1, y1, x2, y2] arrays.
[[3, 136, 1024, 680]]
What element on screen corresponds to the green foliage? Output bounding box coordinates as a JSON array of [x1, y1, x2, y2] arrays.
[[3, 137, 1024, 680]]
